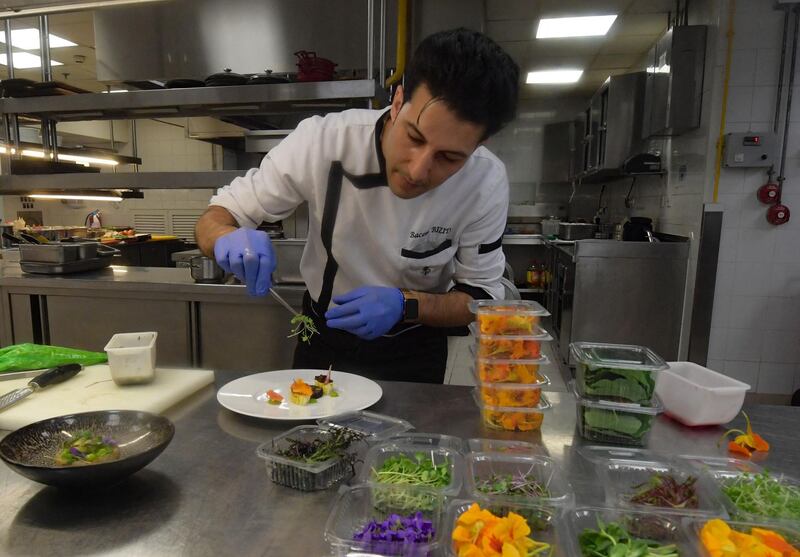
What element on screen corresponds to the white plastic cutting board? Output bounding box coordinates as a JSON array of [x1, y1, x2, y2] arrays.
[[0, 365, 214, 431]]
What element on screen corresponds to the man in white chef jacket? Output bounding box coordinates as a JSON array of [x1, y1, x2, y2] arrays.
[[196, 28, 519, 383]]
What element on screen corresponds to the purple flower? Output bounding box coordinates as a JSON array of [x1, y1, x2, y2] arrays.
[[69, 447, 84, 458]]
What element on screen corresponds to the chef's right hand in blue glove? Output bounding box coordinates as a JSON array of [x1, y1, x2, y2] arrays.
[[213, 228, 276, 297]]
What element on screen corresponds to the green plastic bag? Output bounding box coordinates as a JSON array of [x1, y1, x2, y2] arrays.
[[0, 343, 107, 373]]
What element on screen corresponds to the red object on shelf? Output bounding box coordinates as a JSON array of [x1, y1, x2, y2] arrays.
[[766, 203, 790, 225], [294, 51, 337, 82], [757, 182, 780, 204]]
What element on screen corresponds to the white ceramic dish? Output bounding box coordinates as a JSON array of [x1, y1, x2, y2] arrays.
[[216, 369, 382, 420], [655, 361, 749, 426]]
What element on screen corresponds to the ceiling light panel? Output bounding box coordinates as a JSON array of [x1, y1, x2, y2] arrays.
[[0, 52, 63, 68], [526, 69, 584, 84], [536, 15, 618, 39], [0, 29, 77, 49]]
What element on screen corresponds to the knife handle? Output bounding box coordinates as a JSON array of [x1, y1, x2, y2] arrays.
[[30, 363, 82, 388]]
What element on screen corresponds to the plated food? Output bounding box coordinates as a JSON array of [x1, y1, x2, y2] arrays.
[[55, 430, 120, 466]]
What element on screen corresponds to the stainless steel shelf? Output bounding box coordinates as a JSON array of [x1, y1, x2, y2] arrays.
[[0, 171, 246, 192], [517, 287, 545, 293], [503, 234, 545, 245], [0, 80, 387, 121]]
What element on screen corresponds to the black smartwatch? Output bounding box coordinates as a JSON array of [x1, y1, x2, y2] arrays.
[[400, 289, 419, 322]]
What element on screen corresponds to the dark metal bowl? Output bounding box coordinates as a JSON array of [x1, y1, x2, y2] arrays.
[[0, 410, 174, 489]]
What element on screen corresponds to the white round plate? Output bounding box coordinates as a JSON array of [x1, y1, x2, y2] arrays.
[[216, 369, 383, 420]]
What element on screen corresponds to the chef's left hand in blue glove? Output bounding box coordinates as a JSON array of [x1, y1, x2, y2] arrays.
[[325, 286, 404, 340]]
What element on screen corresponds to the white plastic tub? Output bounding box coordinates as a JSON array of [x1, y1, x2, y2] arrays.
[[104, 331, 158, 385], [654, 361, 749, 426]]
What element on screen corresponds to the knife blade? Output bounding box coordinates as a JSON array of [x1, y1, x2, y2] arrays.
[[0, 363, 82, 413]]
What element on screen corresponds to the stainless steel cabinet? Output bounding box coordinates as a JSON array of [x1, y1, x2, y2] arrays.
[[46, 296, 193, 366]]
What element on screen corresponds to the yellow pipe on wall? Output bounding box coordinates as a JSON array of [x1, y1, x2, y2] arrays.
[[385, 0, 408, 87], [712, 0, 736, 204]]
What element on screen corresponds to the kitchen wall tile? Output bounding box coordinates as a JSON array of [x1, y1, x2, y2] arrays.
[[755, 48, 781, 86], [739, 194, 776, 230], [750, 87, 777, 122], [728, 295, 768, 329], [711, 293, 732, 329], [735, 227, 776, 262], [790, 86, 800, 122], [729, 49, 757, 86], [761, 329, 800, 363], [705, 359, 725, 373], [742, 168, 771, 193], [724, 360, 760, 388], [757, 362, 796, 394], [708, 327, 728, 360], [719, 169, 745, 194], [773, 229, 800, 263], [724, 328, 764, 361], [718, 193, 743, 228], [768, 262, 800, 298], [718, 228, 739, 262], [733, 259, 771, 296], [724, 87, 754, 123], [758, 9, 787, 49], [765, 296, 800, 331]]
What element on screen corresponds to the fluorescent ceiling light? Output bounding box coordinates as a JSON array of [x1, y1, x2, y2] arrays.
[[0, 52, 63, 68], [0, 29, 77, 49], [30, 193, 122, 202], [536, 15, 618, 39], [101, 89, 129, 93], [518, 110, 557, 120], [647, 64, 671, 74], [526, 69, 583, 84]]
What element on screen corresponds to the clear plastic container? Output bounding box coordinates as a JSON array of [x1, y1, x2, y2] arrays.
[[256, 425, 367, 491], [655, 361, 750, 426], [104, 331, 158, 385], [466, 438, 539, 455], [357, 442, 464, 497], [470, 323, 553, 360], [469, 299, 550, 336], [567, 506, 692, 556], [472, 389, 551, 432], [684, 517, 800, 557], [476, 375, 549, 408], [571, 381, 662, 447], [465, 452, 573, 507], [679, 454, 763, 476], [707, 467, 800, 526], [444, 498, 567, 557], [386, 432, 464, 452], [570, 342, 667, 404], [474, 355, 549, 383], [324, 484, 445, 557], [317, 410, 413, 443], [584, 447, 726, 517]]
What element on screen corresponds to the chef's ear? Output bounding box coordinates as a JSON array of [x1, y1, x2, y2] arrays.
[[390, 85, 404, 121]]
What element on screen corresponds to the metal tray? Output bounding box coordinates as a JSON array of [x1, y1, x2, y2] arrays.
[[20, 256, 114, 275], [19, 243, 81, 263]]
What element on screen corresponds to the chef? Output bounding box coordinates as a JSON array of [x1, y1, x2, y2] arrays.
[[196, 28, 519, 383]]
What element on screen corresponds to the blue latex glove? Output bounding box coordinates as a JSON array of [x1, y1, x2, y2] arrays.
[[325, 286, 404, 340], [213, 228, 276, 297]]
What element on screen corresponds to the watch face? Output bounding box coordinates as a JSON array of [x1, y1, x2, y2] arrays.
[[405, 298, 419, 320]]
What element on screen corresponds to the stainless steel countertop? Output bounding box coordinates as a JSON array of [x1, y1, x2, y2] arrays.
[[0, 262, 306, 302], [0, 374, 796, 556]]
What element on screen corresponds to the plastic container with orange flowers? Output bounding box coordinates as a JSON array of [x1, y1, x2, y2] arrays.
[[477, 375, 550, 408], [469, 323, 553, 360], [471, 389, 551, 432], [684, 517, 800, 557], [445, 499, 566, 557], [474, 354, 549, 384], [469, 299, 550, 336]]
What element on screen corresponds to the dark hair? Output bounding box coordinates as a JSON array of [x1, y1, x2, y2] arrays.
[[404, 28, 519, 139]]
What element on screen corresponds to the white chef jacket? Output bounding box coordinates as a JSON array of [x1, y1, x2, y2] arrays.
[[209, 108, 509, 309]]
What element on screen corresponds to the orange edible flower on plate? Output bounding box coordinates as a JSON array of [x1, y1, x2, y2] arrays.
[[290, 378, 312, 396], [719, 411, 770, 458]]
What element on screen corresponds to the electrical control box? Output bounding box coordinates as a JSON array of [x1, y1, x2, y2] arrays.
[[723, 132, 778, 167]]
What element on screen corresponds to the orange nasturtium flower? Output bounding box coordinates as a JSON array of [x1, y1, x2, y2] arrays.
[[700, 519, 798, 557], [452, 504, 552, 557], [719, 411, 769, 458]]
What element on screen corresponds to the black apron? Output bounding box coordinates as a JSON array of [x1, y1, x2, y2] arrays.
[[292, 292, 447, 383]]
